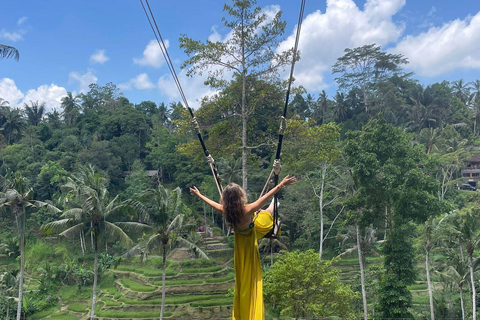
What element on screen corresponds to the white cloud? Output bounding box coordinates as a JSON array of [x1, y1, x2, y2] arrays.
[[208, 26, 222, 42], [21, 84, 67, 113], [68, 71, 97, 93], [90, 49, 109, 64], [0, 78, 24, 107], [0, 78, 67, 113], [157, 70, 217, 110], [277, 0, 406, 91], [17, 16, 28, 26], [0, 29, 24, 42], [134, 40, 167, 68], [119, 73, 155, 90], [392, 11, 480, 77]]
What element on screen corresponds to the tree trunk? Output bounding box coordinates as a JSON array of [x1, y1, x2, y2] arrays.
[[16, 209, 25, 320], [356, 225, 368, 320], [425, 236, 434, 320], [460, 285, 465, 320], [474, 115, 477, 136], [318, 164, 326, 259], [90, 238, 98, 320], [6, 302, 9, 320], [469, 254, 476, 320], [241, 10, 248, 191], [160, 245, 167, 320]]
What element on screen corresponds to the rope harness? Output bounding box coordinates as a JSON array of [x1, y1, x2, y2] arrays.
[[140, 0, 306, 238]]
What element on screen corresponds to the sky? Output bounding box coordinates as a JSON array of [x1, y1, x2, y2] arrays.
[[1, 0, 480, 112]]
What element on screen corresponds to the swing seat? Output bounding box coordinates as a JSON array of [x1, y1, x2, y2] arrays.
[[263, 220, 281, 239]]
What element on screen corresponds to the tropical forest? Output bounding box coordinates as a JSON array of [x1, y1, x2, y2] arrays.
[[1, 0, 480, 320]]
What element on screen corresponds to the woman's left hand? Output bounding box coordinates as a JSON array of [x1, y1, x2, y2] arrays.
[[281, 175, 296, 187]]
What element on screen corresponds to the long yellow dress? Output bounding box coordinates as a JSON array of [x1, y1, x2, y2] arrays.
[[232, 211, 273, 320]]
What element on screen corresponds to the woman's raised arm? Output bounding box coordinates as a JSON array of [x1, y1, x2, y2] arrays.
[[244, 175, 296, 214], [189, 186, 224, 214]]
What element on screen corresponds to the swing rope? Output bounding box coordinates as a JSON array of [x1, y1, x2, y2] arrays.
[[140, 0, 223, 196], [263, 0, 306, 238]]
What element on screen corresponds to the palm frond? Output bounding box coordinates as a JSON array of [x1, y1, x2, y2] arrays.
[[146, 234, 163, 253], [61, 208, 86, 221], [41, 219, 76, 235], [123, 199, 150, 220], [114, 222, 154, 234], [176, 238, 209, 259], [167, 214, 184, 234], [104, 221, 133, 249], [30, 201, 61, 214], [122, 242, 148, 259], [59, 223, 86, 239]]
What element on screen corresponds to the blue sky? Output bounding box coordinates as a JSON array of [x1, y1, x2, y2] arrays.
[[1, 0, 480, 112]]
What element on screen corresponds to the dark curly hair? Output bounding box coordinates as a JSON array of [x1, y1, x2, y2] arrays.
[[221, 183, 247, 228]]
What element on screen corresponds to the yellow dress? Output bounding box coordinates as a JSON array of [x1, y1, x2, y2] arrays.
[[232, 211, 273, 320]]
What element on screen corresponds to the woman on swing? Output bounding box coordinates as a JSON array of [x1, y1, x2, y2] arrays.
[[190, 175, 296, 320]]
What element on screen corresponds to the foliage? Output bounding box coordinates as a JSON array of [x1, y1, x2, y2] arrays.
[[264, 250, 357, 319]]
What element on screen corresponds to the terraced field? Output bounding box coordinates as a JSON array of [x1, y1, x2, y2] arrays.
[[30, 235, 235, 320], [332, 255, 432, 318]]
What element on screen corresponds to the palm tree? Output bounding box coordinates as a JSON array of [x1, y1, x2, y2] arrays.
[[218, 156, 242, 184], [469, 80, 480, 135], [0, 172, 60, 320], [405, 85, 436, 132], [0, 98, 9, 107], [60, 92, 80, 125], [1, 108, 25, 145], [0, 270, 18, 320], [417, 127, 442, 154], [0, 45, 19, 61], [23, 101, 45, 126], [157, 102, 171, 127], [318, 91, 328, 124], [436, 247, 470, 320], [41, 164, 133, 320], [452, 79, 470, 104], [333, 92, 347, 123], [443, 211, 480, 320], [120, 184, 208, 320]]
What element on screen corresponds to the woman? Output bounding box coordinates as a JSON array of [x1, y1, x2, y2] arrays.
[[190, 175, 296, 320]]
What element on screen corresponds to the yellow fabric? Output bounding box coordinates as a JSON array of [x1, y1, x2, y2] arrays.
[[233, 211, 273, 320]]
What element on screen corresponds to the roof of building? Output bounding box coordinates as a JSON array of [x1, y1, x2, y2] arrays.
[[464, 155, 480, 163]]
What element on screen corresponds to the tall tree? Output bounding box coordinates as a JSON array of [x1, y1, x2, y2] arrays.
[[180, 0, 293, 189], [332, 43, 409, 114], [318, 90, 328, 124], [0, 45, 19, 61], [0, 172, 60, 320], [284, 120, 342, 259], [469, 80, 480, 135], [23, 101, 46, 126], [345, 118, 445, 319], [41, 164, 133, 320], [442, 210, 480, 320]]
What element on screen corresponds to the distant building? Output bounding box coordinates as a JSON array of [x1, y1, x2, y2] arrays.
[[461, 155, 480, 188]]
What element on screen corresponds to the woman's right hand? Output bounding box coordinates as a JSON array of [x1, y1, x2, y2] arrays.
[[189, 186, 201, 197]]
